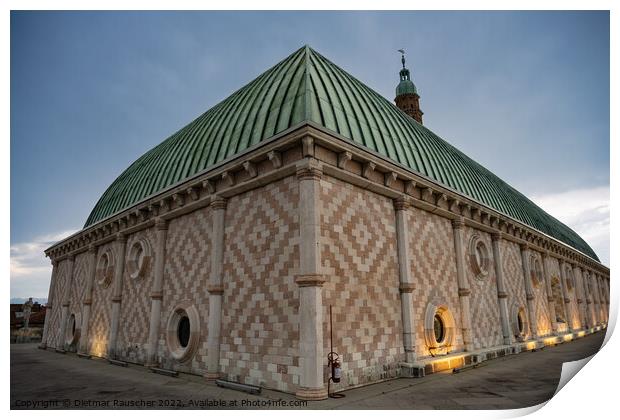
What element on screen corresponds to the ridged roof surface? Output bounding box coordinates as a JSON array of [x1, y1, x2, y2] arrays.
[[85, 46, 598, 261]]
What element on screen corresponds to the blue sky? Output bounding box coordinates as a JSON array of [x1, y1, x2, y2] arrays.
[[10, 11, 609, 300]]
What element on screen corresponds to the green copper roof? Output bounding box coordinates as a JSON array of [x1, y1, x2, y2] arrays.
[[84, 46, 598, 261]]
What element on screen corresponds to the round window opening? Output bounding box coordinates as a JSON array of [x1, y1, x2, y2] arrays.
[[165, 303, 200, 363], [177, 316, 190, 348], [433, 314, 445, 344], [469, 235, 490, 281], [96, 251, 113, 288], [127, 239, 151, 280]]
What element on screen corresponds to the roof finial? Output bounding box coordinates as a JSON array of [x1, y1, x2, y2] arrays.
[[398, 49, 406, 69]]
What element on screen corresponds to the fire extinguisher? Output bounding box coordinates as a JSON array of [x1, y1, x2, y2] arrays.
[[327, 305, 345, 398], [328, 352, 341, 383]]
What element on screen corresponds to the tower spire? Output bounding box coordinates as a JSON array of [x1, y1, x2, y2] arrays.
[[394, 49, 423, 124]]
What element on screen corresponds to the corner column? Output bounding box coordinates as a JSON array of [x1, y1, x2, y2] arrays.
[[295, 158, 328, 401], [108, 234, 128, 359], [588, 271, 599, 326], [146, 218, 169, 367], [39, 259, 59, 349], [78, 245, 98, 355], [205, 197, 227, 380], [519, 244, 538, 339], [58, 254, 75, 350], [558, 260, 573, 332], [393, 195, 416, 362], [451, 218, 474, 351], [492, 233, 513, 345]]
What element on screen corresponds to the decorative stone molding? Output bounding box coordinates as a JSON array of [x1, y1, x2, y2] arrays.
[[267, 150, 282, 169], [423, 299, 456, 352], [96, 248, 115, 289], [221, 171, 235, 187], [165, 301, 201, 364], [186, 187, 199, 201], [126, 237, 152, 281], [468, 234, 490, 281], [362, 162, 375, 179], [337, 151, 352, 170], [294, 274, 326, 287], [243, 161, 258, 178], [206, 285, 225, 295], [209, 196, 227, 211], [421, 187, 434, 203], [458, 288, 471, 297], [202, 179, 216, 194], [451, 218, 464, 230], [296, 163, 322, 181], [302, 136, 314, 157], [510, 304, 529, 341], [404, 180, 416, 196], [155, 218, 168, 231], [384, 171, 398, 188], [65, 312, 81, 348], [393, 195, 411, 211], [399, 283, 415, 293]]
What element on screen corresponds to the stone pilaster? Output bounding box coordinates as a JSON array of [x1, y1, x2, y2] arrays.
[[582, 270, 596, 327], [558, 260, 573, 332], [541, 253, 558, 334], [295, 158, 328, 401], [146, 218, 168, 367], [58, 254, 75, 350], [39, 259, 58, 349], [205, 197, 227, 380], [393, 196, 416, 362], [596, 274, 607, 323], [589, 271, 599, 326], [451, 218, 473, 351], [78, 245, 98, 355], [492, 233, 512, 345], [519, 244, 538, 339], [107, 234, 127, 359], [575, 266, 592, 329]]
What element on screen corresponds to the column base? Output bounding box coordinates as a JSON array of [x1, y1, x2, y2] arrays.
[[38, 343, 47, 350], [204, 372, 221, 381], [145, 362, 159, 369], [295, 386, 328, 401]]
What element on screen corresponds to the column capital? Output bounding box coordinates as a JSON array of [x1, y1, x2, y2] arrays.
[[51, 259, 59, 267], [88, 244, 97, 254], [519, 243, 529, 252], [451, 217, 465, 230], [491, 231, 503, 242], [296, 161, 322, 181], [116, 232, 128, 243], [393, 195, 411, 211], [155, 218, 168, 231], [294, 274, 326, 287], [67, 254, 75, 263], [210, 196, 227, 210]]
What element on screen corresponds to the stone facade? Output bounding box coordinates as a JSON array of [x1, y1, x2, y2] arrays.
[[41, 126, 610, 400]]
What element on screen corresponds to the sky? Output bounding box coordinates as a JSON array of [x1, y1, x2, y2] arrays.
[[10, 11, 609, 301]]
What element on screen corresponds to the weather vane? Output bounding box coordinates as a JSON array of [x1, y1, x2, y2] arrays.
[[397, 49, 406, 68]]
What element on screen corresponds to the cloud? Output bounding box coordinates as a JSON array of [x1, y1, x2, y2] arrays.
[[10, 229, 77, 299], [531, 186, 609, 265]]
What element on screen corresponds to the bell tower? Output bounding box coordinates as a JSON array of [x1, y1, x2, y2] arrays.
[[395, 49, 423, 124]]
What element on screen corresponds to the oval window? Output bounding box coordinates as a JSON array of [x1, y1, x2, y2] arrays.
[[433, 313, 445, 344], [177, 316, 190, 348]]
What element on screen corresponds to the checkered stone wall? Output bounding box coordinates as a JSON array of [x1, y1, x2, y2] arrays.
[[320, 176, 404, 390], [499, 239, 528, 338], [69, 252, 90, 339], [87, 245, 115, 357], [47, 259, 70, 349], [116, 227, 157, 364], [408, 206, 464, 358], [464, 227, 503, 350], [529, 250, 552, 337], [156, 207, 213, 373], [219, 176, 300, 393]]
